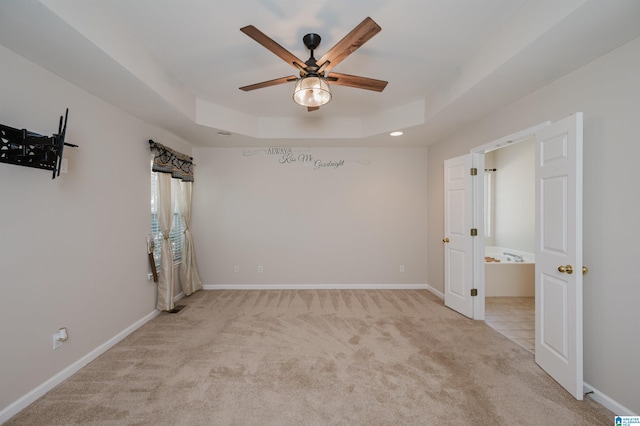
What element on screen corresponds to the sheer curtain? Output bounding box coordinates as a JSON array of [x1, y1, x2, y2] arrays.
[[156, 172, 175, 311], [178, 181, 202, 295], [149, 140, 200, 311]]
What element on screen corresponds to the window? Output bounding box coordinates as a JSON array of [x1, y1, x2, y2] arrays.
[[150, 170, 184, 266]]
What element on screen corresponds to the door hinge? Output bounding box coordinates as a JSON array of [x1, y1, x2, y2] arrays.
[[470, 167, 478, 176], [470, 228, 478, 236], [470, 289, 478, 297]]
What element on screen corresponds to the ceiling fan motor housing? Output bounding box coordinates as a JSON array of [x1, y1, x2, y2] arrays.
[[302, 33, 322, 72]]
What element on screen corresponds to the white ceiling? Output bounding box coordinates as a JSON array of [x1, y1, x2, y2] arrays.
[[1, 0, 640, 147]]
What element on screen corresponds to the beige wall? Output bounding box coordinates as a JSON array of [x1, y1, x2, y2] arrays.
[[0, 45, 191, 413], [427, 36, 640, 413], [192, 147, 429, 287]]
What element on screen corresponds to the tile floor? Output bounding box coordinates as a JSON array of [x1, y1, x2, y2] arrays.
[[485, 297, 535, 353]]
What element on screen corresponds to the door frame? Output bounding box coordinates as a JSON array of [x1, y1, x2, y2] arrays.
[[469, 121, 550, 320]]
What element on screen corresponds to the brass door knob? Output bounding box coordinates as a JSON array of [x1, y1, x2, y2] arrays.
[[583, 266, 588, 275], [443, 237, 450, 243], [558, 265, 574, 274]]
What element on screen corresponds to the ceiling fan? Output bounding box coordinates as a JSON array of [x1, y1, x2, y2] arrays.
[[239, 17, 388, 111]]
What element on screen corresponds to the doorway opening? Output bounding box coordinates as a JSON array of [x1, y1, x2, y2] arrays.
[[482, 137, 535, 353], [468, 122, 550, 352]]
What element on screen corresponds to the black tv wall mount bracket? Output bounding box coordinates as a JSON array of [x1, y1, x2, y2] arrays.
[[0, 108, 78, 179]]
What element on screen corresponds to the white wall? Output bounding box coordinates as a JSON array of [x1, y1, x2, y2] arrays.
[[427, 36, 640, 414], [493, 138, 535, 253], [192, 147, 429, 287], [0, 45, 192, 415]]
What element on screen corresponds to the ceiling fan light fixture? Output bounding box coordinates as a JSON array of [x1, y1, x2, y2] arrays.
[[293, 76, 332, 107]]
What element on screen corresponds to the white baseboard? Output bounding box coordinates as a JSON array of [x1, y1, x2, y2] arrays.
[[583, 382, 637, 416], [425, 284, 445, 299], [203, 283, 432, 291], [0, 309, 161, 424], [202, 283, 446, 302]]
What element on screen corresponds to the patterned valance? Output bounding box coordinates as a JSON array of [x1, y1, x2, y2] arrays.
[[149, 140, 194, 182]]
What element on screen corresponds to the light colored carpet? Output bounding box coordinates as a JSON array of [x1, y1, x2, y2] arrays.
[[6, 290, 612, 425]]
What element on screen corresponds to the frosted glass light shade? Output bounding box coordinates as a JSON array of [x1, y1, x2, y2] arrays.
[[293, 76, 332, 107]]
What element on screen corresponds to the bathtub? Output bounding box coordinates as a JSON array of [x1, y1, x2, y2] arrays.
[[484, 246, 535, 297]]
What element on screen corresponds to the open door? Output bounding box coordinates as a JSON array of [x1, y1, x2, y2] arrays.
[[444, 154, 474, 318], [535, 113, 583, 399]]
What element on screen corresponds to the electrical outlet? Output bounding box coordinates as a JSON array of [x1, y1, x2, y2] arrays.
[[399, 265, 405, 273], [52, 327, 68, 350], [258, 265, 263, 273], [234, 265, 240, 273], [53, 333, 62, 350], [60, 158, 68, 174]]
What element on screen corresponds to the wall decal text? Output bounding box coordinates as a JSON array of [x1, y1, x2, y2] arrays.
[[243, 147, 369, 170]]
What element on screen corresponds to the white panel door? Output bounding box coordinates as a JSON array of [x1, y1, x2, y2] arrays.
[[444, 154, 474, 318], [535, 113, 583, 399]]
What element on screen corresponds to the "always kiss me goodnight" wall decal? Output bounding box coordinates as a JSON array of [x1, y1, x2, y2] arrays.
[[242, 147, 370, 170]]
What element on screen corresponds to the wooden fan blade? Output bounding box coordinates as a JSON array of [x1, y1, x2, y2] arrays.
[[240, 76, 297, 91], [241, 25, 306, 70], [327, 72, 388, 92], [318, 17, 381, 73], [307, 106, 320, 112]]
